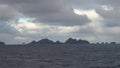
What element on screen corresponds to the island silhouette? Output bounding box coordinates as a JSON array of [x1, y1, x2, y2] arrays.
[[28, 38, 119, 45], [0, 38, 118, 45]]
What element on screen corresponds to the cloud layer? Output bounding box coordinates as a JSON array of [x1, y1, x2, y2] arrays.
[[0, 0, 91, 26], [0, 0, 120, 44]]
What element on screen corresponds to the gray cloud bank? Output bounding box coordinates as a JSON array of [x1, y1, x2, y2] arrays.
[[0, 0, 91, 26], [0, 0, 119, 44]]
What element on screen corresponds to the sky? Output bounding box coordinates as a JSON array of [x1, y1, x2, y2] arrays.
[[0, 0, 120, 44]]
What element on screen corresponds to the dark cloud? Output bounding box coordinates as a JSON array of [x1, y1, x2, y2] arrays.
[[0, 0, 91, 26], [96, 7, 120, 19], [96, 6, 120, 26], [69, 0, 99, 9], [0, 4, 17, 21]]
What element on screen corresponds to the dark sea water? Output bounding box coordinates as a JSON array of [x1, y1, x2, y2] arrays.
[[0, 44, 120, 68]]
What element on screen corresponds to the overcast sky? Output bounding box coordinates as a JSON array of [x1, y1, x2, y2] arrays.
[[0, 0, 120, 44]]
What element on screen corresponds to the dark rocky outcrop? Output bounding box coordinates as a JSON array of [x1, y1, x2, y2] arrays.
[[55, 40, 62, 44], [28, 38, 90, 45], [77, 39, 90, 44], [0, 41, 5, 45], [110, 42, 116, 45], [65, 38, 90, 44], [37, 38, 54, 44], [28, 40, 37, 45], [65, 38, 77, 44]]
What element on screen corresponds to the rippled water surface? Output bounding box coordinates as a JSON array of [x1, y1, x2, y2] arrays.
[[0, 44, 120, 68]]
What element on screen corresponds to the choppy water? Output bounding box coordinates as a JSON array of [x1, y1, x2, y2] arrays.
[[0, 44, 120, 68]]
